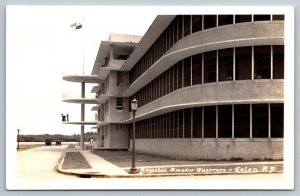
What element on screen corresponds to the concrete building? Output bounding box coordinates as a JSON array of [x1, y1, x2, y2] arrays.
[[64, 15, 284, 160]]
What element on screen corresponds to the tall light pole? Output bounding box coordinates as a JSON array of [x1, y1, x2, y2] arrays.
[[129, 99, 139, 174], [17, 129, 20, 150], [71, 19, 85, 150]]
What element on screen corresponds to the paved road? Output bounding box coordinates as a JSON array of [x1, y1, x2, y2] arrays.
[[17, 145, 78, 179]]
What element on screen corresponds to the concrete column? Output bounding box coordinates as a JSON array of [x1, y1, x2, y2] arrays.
[[97, 128, 101, 147], [80, 82, 85, 150], [268, 103, 271, 139], [110, 45, 114, 60], [250, 104, 252, 139]]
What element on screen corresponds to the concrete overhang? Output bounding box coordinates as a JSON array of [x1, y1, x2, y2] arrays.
[[98, 94, 110, 104], [91, 105, 101, 111], [122, 21, 284, 97], [91, 85, 101, 93], [97, 121, 110, 127], [120, 15, 176, 71], [92, 39, 140, 75], [63, 121, 98, 125], [122, 80, 284, 124], [97, 121, 122, 127], [63, 75, 104, 83], [63, 98, 98, 104]]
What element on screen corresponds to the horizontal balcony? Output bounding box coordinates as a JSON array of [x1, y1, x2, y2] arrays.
[[63, 74, 104, 83], [97, 121, 123, 127], [63, 121, 98, 125], [62, 92, 98, 104], [98, 59, 126, 80], [122, 21, 284, 97], [123, 80, 284, 123], [97, 93, 111, 104]]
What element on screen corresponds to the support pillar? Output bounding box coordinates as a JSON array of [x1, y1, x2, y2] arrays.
[[80, 82, 85, 150]]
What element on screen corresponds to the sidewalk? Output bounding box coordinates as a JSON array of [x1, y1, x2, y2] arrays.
[[57, 146, 283, 178]]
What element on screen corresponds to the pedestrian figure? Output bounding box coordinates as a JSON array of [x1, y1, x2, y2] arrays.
[[90, 138, 94, 151], [94, 113, 98, 121], [61, 113, 66, 122], [66, 113, 69, 121]]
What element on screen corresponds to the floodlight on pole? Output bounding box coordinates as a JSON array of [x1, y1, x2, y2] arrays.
[[70, 18, 85, 75]]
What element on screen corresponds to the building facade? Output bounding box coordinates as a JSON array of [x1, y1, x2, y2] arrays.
[[66, 14, 284, 160]]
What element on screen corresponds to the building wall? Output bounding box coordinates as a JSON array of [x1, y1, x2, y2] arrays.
[[108, 124, 129, 149], [103, 125, 110, 147], [131, 139, 283, 160], [104, 101, 110, 122], [109, 71, 127, 96], [109, 97, 129, 122]]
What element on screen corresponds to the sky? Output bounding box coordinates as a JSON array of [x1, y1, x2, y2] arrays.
[[6, 6, 157, 135]]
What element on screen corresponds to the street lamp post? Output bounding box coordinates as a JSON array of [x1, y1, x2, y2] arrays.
[[17, 129, 20, 150], [129, 99, 139, 174]]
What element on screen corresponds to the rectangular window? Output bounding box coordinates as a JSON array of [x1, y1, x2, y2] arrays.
[[204, 106, 216, 138], [117, 124, 123, 130], [254, 15, 271, 21], [218, 48, 233, 81], [192, 53, 202, 85], [184, 108, 192, 138], [273, 45, 284, 79], [116, 97, 123, 111], [178, 61, 183, 88], [218, 105, 232, 138], [192, 15, 202, 33], [169, 23, 174, 48], [184, 57, 191, 87], [272, 15, 284, 21], [252, 104, 269, 138], [179, 110, 184, 138], [184, 15, 191, 37], [271, 103, 284, 138], [166, 27, 169, 52], [204, 51, 217, 83], [174, 63, 178, 90], [170, 67, 174, 92], [174, 18, 178, 44], [178, 15, 183, 40], [254, 45, 271, 79], [169, 113, 174, 138], [166, 69, 170, 94], [204, 15, 217, 29], [193, 107, 202, 138], [117, 71, 124, 86], [235, 15, 252, 23], [234, 104, 250, 138], [235, 46, 252, 80], [218, 15, 233, 26]]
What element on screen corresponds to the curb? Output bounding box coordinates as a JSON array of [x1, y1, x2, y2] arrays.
[[56, 150, 283, 178], [56, 150, 107, 178]]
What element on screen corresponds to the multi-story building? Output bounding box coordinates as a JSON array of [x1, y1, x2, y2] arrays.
[[64, 15, 284, 160]]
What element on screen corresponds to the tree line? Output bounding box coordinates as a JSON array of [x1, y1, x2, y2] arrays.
[[18, 132, 98, 142]]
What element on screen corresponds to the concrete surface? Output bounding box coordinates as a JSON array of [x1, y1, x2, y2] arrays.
[[17, 145, 77, 179]]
